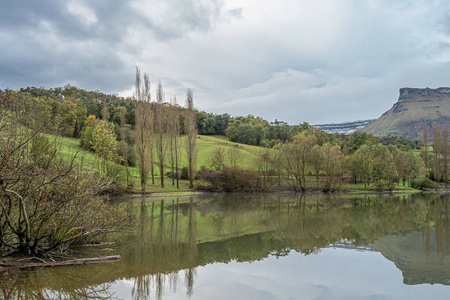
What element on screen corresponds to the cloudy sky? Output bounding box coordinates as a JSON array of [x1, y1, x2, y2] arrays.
[[1, 0, 450, 124]]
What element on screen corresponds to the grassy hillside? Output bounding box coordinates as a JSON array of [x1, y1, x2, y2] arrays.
[[57, 134, 259, 193]]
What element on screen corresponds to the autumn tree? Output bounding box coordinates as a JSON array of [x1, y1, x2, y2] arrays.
[[134, 67, 153, 192], [92, 120, 119, 164], [155, 81, 167, 187], [185, 89, 198, 189], [80, 114, 97, 150]]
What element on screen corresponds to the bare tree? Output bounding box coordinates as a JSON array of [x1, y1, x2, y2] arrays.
[[442, 127, 449, 187], [184, 89, 198, 189], [134, 67, 153, 192], [433, 124, 442, 183], [227, 146, 241, 166], [168, 96, 182, 188], [421, 122, 429, 177], [0, 90, 123, 256], [155, 81, 167, 187], [253, 148, 275, 190], [281, 132, 317, 192]]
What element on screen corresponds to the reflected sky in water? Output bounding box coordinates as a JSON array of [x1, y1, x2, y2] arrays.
[[2, 193, 450, 300], [111, 247, 449, 300]]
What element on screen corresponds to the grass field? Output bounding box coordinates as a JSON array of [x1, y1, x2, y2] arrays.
[[56, 134, 260, 193]]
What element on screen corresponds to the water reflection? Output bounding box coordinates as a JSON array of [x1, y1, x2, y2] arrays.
[[2, 193, 450, 299]]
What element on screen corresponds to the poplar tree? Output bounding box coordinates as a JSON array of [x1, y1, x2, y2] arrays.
[[433, 124, 441, 183], [421, 122, 429, 177], [155, 81, 167, 187], [134, 67, 153, 192], [185, 89, 197, 189], [442, 127, 449, 186], [168, 96, 182, 188]]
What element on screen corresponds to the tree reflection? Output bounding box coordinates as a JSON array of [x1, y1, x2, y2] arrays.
[[0, 270, 118, 300], [131, 198, 198, 300], [4, 193, 450, 298]]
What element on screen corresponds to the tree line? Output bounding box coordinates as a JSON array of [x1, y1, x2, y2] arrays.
[[199, 125, 444, 193]]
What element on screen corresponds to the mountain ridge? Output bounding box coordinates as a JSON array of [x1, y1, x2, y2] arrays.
[[362, 87, 450, 140]]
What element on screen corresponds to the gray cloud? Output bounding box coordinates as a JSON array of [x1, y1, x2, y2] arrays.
[[1, 0, 450, 124]]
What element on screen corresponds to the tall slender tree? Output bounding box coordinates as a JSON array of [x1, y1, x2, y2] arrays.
[[155, 81, 167, 187], [185, 89, 198, 189], [433, 124, 442, 183], [442, 127, 449, 186], [119, 106, 130, 188], [421, 122, 429, 177], [134, 67, 153, 192], [168, 96, 182, 188], [101, 98, 109, 121]]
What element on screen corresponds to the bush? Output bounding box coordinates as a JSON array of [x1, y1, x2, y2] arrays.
[[198, 166, 262, 192], [411, 177, 440, 190]]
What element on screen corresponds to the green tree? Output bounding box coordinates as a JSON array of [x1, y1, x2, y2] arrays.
[[404, 150, 424, 186], [349, 144, 372, 186], [310, 144, 325, 187], [80, 114, 97, 150], [322, 143, 344, 191], [371, 144, 397, 190]]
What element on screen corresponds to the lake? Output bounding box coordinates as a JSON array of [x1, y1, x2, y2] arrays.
[[2, 192, 450, 299]]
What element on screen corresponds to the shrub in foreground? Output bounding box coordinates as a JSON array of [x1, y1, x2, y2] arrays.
[[197, 166, 262, 192], [411, 177, 440, 190]]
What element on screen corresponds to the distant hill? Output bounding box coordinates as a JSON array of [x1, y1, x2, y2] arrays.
[[314, 119, 375, 134], [362, 87, 450, 140]]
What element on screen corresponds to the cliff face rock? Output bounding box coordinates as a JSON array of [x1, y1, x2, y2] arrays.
[[314, 119, 375, 134], [362, 87, 450, 140]]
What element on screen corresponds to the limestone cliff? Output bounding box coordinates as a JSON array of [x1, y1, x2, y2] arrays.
[[362, 87, 450, 140]]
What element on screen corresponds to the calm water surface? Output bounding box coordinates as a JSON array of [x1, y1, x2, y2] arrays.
[[2, 193, 450, 299]]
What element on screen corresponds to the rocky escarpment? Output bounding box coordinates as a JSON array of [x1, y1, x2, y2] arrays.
[[362, 87, 450, 140], [314, 119, 375, 134]]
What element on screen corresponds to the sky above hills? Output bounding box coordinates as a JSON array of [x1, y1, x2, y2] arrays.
[[2, 0, 450, 124]]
